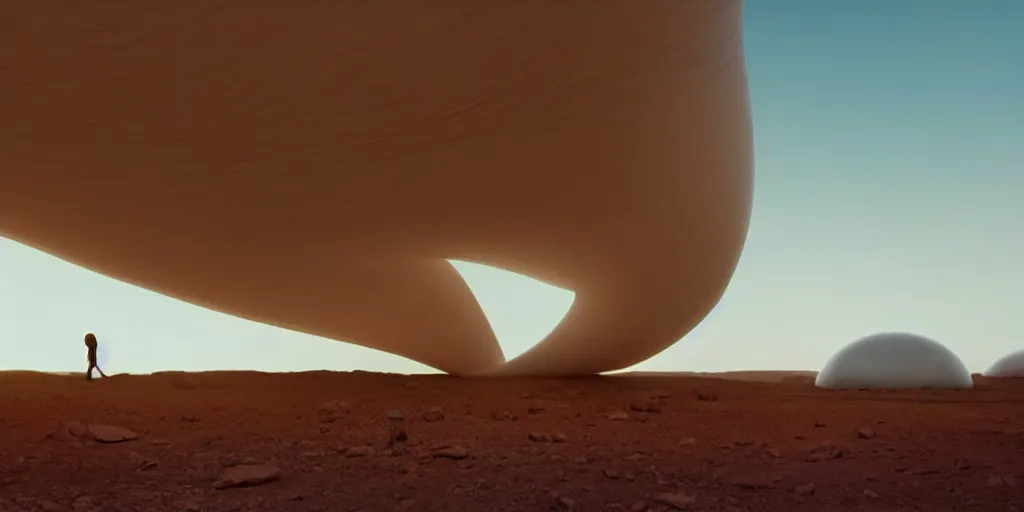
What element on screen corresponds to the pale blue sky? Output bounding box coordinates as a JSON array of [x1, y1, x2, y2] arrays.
[[2, 0, 1022, 375]]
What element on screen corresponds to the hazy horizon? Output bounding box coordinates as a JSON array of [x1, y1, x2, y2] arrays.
[[3, 0, 1022, 376]]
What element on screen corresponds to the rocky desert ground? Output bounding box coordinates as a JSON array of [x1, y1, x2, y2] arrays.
[[1, 370, 1021, 512]]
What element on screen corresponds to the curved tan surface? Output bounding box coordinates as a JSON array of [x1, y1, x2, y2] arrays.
[[0, 1, 753, 376]]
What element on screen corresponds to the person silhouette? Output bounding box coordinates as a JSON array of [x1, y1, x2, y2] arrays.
[[84, 333, 107, 381]]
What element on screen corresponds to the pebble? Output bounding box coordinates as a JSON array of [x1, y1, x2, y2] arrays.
[[213, 464, 281, 489]]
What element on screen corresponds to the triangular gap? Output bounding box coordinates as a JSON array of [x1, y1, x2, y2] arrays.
[[448, 260, 575, 362]]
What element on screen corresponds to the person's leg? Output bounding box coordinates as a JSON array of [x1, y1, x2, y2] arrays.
[[95, 365, 107, 378], [86, 363, 94, 381]]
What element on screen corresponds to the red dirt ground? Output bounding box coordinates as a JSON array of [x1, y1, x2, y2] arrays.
[[1, 371, 1021, 512]]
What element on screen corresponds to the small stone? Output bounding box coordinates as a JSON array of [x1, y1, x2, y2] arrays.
[[527, 432, 551, 443], [317, 401, 349, 423], [552, 433, 568, 443], [492, 410, 518, 421], [696, 390, 717, 402], [730, 473, 775, 489], [814, 421, 827, 428], [630, 399, 661, 413], [794, 482, 816, 495], [678, 437, 697, 447], [65, 421, 89, 440], [178, 500, 201, 511], [629, 501, 647, 512], [87, 424, 138, 443], [422, 407, 445, 422], [649, 388, 672, 398], [430, 445, 469, 460], [607, 411, 630, 421], [603, 468, 620, 479], [953, 458, 971, 470], [39, 500, 71, 512], [213, 464, 281, 489], [344, 446, 375, 458], [986, 474, 1017, 488], [856, 425, 875, 439], [654, 492, 696, 510], [806, 441, 847, 462], [863, 489, 879, 499], [387, 411, 407, 444]]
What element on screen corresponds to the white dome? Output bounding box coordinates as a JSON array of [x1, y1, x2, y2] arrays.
[[983, 350, 1024, 378], [815, 332, 973, 389]]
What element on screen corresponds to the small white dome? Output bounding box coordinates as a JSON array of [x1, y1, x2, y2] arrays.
[[983, 350, 1024, 378], [815, 332, 973, 390]]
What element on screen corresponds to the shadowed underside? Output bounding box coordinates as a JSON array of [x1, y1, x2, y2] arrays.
[[0, 1, 754, 376]]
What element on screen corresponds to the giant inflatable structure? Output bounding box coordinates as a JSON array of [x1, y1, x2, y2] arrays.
[[0, 2, 754, 376]]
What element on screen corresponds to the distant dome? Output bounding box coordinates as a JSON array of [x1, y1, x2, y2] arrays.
[[815, 332, 973, 389], [983, 350, 1024, 378]]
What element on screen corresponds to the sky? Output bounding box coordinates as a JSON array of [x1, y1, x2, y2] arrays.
[[2, 0, 1022, 375]]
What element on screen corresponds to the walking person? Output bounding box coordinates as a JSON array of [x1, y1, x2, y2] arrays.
[[84, 332, 108, 381]]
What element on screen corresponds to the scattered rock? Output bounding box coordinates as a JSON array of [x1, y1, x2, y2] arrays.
[[491, 410, 518, 421], [177, 500, 201, 511], [629, 399, 661, 413], [648, 388, 672, 398], [696, 390, 717, 402], [730, 473, 776, 489], [422, 407, 445, 422], [863, 489, 879, 499], [428, 445, 469, 460], [654, 492, 696, 510], [65, 421, 89, 440], [552, 433, 568, 443], [629, 501, 647, 512], [794, 482, 816, 495], [213, 464, 281, 489], [528, 405, 546, 414], [814, 421, 827, 428], [986, 475, 1017, 488], [953, 458, 971, 470], [678, 437, 697, 447], [344, 446, 376, 458], [39, 500, 71, 512], [603, 468, 620, 479], [387, 410, 407, 444], [87, 424, 138, 443], [553, 495, 575, 510], [528, 432, 552, 443], [806, 441, 848, 462], [607, 411, 630, 421], [317, 401, 349, 423], [856, 425, 875, 439]]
